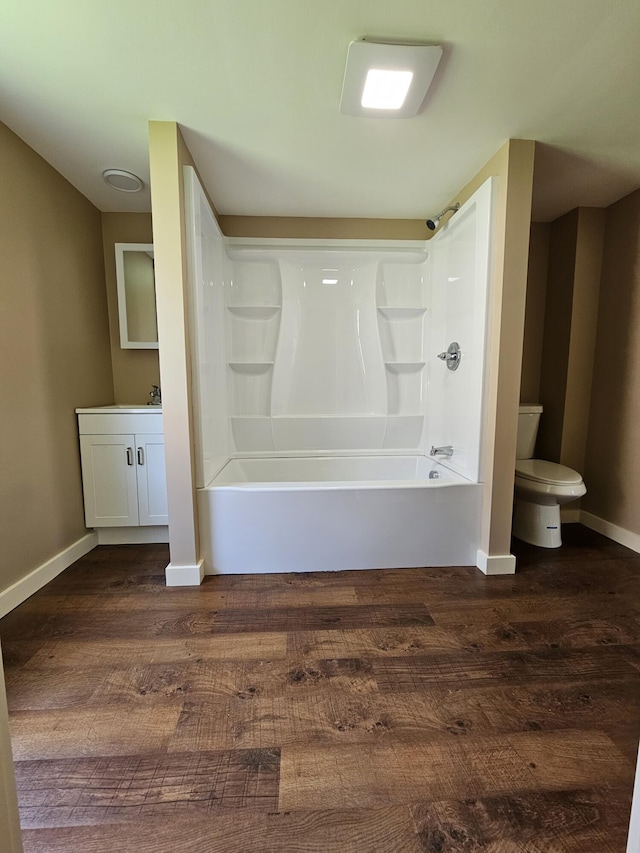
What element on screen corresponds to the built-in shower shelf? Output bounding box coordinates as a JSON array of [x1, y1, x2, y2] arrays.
[[384, 362, 425, 373], [229, 361, 274, 374], [377, 306, 427, 320], [227, 305, 281, 319]]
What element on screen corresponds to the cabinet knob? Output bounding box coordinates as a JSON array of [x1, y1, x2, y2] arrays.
[[126, 447, 134, 466], [137, 447, 145, 466]]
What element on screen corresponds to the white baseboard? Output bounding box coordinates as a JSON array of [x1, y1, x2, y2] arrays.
[[580, 511, 640, 555], [627, 747, 640, 853], [165, 559, 205, 587], [97, 526, 169, 545], [476, 549, 516, 575], [0, 532, 98, 618]]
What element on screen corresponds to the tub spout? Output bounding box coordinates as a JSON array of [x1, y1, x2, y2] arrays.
[[430, 445, 453, 457]]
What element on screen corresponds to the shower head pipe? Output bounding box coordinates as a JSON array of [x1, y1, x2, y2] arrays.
[[426, 202, 460, 231]]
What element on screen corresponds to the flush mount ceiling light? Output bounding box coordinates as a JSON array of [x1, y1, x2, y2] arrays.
[[102, 169, 144, 192], [340, 40, 443, 118]]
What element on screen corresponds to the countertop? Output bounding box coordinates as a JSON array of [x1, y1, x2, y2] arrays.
[[75, 405, 162, 414]]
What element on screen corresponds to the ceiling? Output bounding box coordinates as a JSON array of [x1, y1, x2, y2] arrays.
[[2, 0, 640, 222]]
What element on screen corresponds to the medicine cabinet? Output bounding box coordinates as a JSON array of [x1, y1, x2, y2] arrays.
[[115, 242, 158, 349]]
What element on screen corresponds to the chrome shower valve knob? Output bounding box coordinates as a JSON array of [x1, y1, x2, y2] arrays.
[[436, 341, 461, 371]]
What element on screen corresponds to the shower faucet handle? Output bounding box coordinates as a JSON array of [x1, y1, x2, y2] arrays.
[[436, 341, 461, 371], [430, 445, 454, 457]]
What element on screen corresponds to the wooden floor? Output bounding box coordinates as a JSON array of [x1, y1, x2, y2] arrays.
[[1, 524, 639, 852]]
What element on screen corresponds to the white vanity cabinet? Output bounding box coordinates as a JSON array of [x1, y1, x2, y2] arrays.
[[76, 407, 168, 541]]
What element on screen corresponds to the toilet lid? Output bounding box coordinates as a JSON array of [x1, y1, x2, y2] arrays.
[[515, 459, 583, 486]]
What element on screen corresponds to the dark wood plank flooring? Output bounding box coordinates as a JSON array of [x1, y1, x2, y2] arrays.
[[1, 524, 639, 851]]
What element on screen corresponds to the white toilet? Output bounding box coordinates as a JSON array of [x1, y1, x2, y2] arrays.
[[513, 404, 586, 548]]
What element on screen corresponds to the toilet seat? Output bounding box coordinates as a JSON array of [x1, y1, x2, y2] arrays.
[[515, 459, 583, 486]]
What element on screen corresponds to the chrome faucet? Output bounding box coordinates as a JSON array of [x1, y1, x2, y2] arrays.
[[430, 445, 453, 457], [148, 385, 162, 406]]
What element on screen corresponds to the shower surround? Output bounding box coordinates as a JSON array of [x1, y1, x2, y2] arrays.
[[185, 169, 495, 573]]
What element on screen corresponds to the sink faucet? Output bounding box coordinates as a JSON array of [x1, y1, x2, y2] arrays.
[[430, 445, 453, 457], [148, 385, 161, 406]]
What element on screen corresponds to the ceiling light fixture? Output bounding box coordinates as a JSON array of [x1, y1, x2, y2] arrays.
[[102, 169, 144, 192], [340, 40, 443, 118]]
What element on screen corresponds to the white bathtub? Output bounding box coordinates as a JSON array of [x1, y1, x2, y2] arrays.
[[198, 454, 482, 574]]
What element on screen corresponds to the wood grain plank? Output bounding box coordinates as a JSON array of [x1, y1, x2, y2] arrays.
[[34, 582, 361, 611], [428, 593, 640, 626], [5, 668, 102, 711], [372, 646, 639, 692], [287, 626, 466, 658], [479, 679, 640, 736], [20, 807, 424, 853], [16, 748, 280, 827], [1, 603, 434, 641], [20, 633, 288, 669], [279, 731, 629, 811], [9, 706, 183, 760], [506, 730, 631, 790], [168, 688, 495, 752], [279, 737, 538, 809], [443, 614, 640, 654], [409, 787, 631, 853]]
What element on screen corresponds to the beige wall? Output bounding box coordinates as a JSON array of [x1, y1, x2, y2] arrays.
[[559, 209, 604, 473], [583, 188, 640, 535], [0, 121, 113, 593], [221, 216, 429, 240], [448, 140, 535, 559], [101, 213, 160, 403], [537, 210, 579, 461], [149, 122, 200, 573], [0, 646, 21, 852], [537, 208, 605, 481], [520, 222, 550, 403]]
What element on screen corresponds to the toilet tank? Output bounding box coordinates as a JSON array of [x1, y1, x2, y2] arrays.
[[517, 404, 543, 459]]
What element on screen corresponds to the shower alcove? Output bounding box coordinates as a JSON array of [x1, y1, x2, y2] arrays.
[[184, 168, 495, 573]]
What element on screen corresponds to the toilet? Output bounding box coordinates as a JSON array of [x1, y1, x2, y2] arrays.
[[513, 404, 586, 548]]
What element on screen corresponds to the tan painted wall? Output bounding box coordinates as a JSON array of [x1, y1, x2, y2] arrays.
[[538, 211, 579, 461], [101, 213, 160, 403], [148, 122, 200, 570], [583, 188, 640, 535], [0, 646, 22, 852], [221, 216, 429, 240], [448, 140, 535, 558], [560, 209, 604, 474], [0, 121, 113, 593], [520, 223, 550, 404], [537, 208, 605, 483]]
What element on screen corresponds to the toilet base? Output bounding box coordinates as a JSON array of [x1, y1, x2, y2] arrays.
[[513, 498, 562, 548]]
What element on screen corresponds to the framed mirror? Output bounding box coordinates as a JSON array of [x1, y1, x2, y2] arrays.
[[115, 243, 158, 349]]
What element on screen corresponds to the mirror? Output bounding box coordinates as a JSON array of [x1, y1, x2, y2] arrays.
[[115, 243, 158, 349]]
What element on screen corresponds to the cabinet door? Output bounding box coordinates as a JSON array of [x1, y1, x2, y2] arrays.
[[135, 434, 168, 525], [79, 434, 139, 527]]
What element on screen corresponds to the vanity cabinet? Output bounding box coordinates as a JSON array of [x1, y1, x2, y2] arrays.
[[77, 408, 167, 530]]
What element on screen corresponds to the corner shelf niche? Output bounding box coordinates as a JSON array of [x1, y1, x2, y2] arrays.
[[377, 306, 426, 321], [227, 305, 281, 320], [383, 361, 425, 417], [226, 287, 281, 418], [384, 361, 425, 373], [229, 361, 274, 374]]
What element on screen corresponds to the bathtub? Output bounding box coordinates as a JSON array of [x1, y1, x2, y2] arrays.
[[198, 454, 482, 574]]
